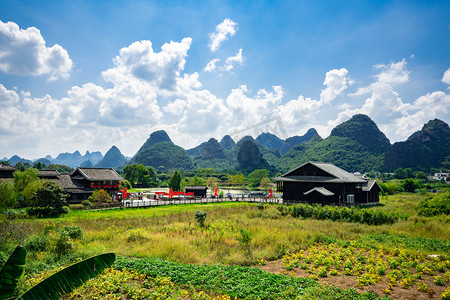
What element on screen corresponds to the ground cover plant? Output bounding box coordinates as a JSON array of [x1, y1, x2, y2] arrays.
[[113, 256, 387, 300], [261, 242, 450, 299], [1, 191, 449, 299]]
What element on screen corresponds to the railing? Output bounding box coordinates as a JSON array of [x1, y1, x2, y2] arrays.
[[122, 196, 282, 208]]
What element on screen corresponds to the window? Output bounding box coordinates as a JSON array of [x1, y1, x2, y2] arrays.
[[347, 194, 355, 203]]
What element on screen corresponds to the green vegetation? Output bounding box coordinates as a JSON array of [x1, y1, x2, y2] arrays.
[[168, 170, 182, 191], [288, 204, 400, 225], [1, 190, 449, 299], [416, 191, 450, 217], [123, 164, 157, 188], [280, 242, 449, 296]]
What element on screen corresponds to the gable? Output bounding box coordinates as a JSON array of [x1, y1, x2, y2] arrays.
[[284, 162, 335, 178]]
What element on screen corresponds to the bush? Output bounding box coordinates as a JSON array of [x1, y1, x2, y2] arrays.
[[53, 231, 74, 256], [81, 200, 92, 207], [288, 204, 399, 226], [25, 234, 50, 252], [60, 226, 83, 240], [416, 191, 450, 217], [194, 211, 207, 228], [27, 206, 69, 218], [88, 189, 111, 203]]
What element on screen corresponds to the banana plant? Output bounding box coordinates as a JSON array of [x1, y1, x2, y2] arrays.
[[0, 246, 26, 299], [0, 246, 115, 300]]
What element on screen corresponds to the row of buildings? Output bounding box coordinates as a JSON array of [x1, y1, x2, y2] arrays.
[[1, 161, 384, 205]]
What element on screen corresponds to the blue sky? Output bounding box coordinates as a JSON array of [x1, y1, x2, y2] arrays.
[[0, 0, 449, 159]]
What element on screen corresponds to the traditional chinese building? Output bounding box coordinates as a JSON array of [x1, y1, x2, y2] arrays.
[[39, 167, 123, 202], [0, 164, 17, 179], [274, 161, 381, 205], [184, 185, 208, 197]]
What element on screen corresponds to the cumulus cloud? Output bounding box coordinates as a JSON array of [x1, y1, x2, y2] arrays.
[[209, 19, 238, 52], [320, 68, 349, 104], [1, 31, 448, 160], [102, 38, 192, 92], [374, 59, 409, 85], [204, 58, 220, 72], [223, 48, 244, 71], [443, 68, 450, 85], [328, 59, 449, 142], [0, 20, 72, 80]]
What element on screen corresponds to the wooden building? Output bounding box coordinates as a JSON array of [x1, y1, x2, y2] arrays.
[[0, 164, 17, 179], [184, 185, 208, 197], [274, 161, 381, 205], [39, 167, 123, 202]]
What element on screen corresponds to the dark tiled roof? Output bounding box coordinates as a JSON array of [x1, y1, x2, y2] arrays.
[[39, 169, 60, 178], [0, 164, 17, 171], [280, 161, 366, 183], [74, 168, 123, 181], [52, 174, 92, 194], [184, 185, 208, 190], [273, 175, 346, 183]]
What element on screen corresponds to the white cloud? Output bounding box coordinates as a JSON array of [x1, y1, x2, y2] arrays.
[[163, 99, 187, 114], [204, 58, 220, 72], [209, 19, 238, 52], [374, 59, 409, 85], [223, 48, 244, 71], [320, 68, 349, 104], [443, 68, 450, 85], [327, 59, 449, 142], [1, 32, 449, 160], [102, 38, 192, 93], [0, 20, 72, 80]]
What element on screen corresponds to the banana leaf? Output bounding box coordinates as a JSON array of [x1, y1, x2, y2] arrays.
[[18, 252, 115, 300], [0, 246, 26, 300]]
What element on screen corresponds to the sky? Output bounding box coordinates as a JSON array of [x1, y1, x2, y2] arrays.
[[0, 0, 449, 160]]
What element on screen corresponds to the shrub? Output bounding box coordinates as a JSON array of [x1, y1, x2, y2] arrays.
[[53, 231, 74, 256], [25, 234, 50, 252], [81, 200, 92, 208], [194, 211, 207, 228], [288, 204, 399, 226], [416, 191, 450, 217], [88, 189, 111, 203], [60, 226, 83, 240]]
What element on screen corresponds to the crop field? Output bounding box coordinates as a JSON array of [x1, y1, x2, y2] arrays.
[[1, 192, 449, 299]]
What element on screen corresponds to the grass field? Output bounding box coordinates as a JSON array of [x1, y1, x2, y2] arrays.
[[1, 191, 449, 299]]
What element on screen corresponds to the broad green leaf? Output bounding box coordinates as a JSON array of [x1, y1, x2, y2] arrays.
[[18, 253, 115, 300], [0, 246, 26, 299]]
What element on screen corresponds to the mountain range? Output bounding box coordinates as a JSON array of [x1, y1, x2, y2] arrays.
[[3, 115, 449, 173]]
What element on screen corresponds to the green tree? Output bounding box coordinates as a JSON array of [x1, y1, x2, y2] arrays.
[[30, 180, 67, 208], [401, 178, 419, 193], [0, 180, 18, 209], [123, 164, 156, 188], [394, 168, 406, 179], [415, 171, 427, 180], [14, 168, 39, 194], [259, 177, 271, 192], [248, 169, 270, 187], [33, 162, 47, 169], [206, 177, 219, 189], [228, 174, 246, 186], [168, 170, 181, 191], [47, 164, 74, 173], [88, 189, 111, 203], [21, 180, 44, 206]]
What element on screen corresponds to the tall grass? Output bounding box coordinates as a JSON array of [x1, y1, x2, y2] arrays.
[[3, 193, 449, 274]]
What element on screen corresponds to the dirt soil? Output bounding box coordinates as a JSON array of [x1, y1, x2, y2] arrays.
[[255, 259, 448, 300]]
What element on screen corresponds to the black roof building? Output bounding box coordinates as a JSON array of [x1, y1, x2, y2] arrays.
[[0, 164, 17, 179], [184, 185, 208, 197], [39, 167, 123, 202], [274, 161, 381, 205]]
